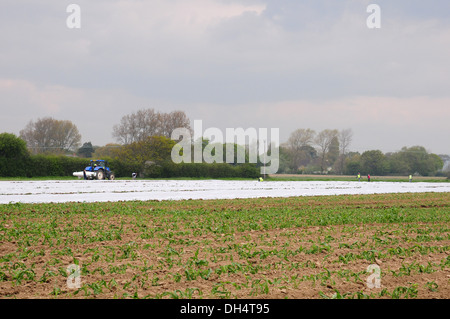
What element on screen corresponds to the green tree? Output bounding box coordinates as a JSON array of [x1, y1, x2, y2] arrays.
[[77, 142, 94, 158], [0, 133, 30, 177], [326, 136, 340, 168], [360, 150, 387, 175], [277, 144, 293, 173], [428, 153, 444, 176], [343, 152, 361, 175], [293, 145, 317, 170], [92, 143, 122, 159], [114, 135, 176, 176], [393, 146, 444, 176], [0, 133, 29, 158], [386, 152, 410, 175], [223, 143, 250, 165]]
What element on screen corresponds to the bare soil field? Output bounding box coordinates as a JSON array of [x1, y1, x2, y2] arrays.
[[0, 192, 449, 299]]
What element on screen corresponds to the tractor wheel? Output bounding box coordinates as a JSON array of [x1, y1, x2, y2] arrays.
[[96, 170, 105, 180], [108, 173, 115, 180]]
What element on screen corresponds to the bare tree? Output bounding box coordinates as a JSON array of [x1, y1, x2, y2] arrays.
[[112, 109, 159, 144], [112, 109, 191, 144], [20, 117, 81, 154], [287, 129, 315, 150], [158, 111, 191, 138], [287, 129, 316, 170], [336, 128, 353, 174], [314, 129, 339, 173]]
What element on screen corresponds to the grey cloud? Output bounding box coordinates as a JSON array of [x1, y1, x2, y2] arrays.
[[0, 1, 449, 154]]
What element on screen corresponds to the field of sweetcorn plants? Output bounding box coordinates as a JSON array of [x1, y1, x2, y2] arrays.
[[0, 192, 449, 299]]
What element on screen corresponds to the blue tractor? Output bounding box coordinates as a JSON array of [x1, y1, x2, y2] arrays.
[[73, 159, 115, 180]]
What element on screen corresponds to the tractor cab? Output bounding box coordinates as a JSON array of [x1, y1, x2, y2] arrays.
[[73, 159, 115, 180], [86, 160, 108, 172]]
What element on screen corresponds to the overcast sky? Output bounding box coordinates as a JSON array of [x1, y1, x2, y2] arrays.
[[1, 0, 449, 154]]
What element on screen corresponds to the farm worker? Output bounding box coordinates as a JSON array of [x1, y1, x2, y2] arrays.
[[367, 174, 371, 182], [409, 174, 412, 182], [357, 173, 361, 181]]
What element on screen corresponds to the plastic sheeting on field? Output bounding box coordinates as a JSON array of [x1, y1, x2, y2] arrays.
[[0, 180, 449, 204]]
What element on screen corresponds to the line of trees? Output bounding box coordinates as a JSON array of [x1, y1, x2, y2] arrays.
[[278, 128, 445, 176], [0, 108, 261, 178], [0, 132, 260, 178], [15, 110, 191, 156], [1, 108, 448, 178], [280, 128, 353, 174]]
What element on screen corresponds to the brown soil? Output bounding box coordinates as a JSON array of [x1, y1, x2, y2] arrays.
[[0, 193, 449, 299]]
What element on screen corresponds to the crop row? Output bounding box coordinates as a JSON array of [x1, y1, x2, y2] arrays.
[[0, 192, 449, 299]]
